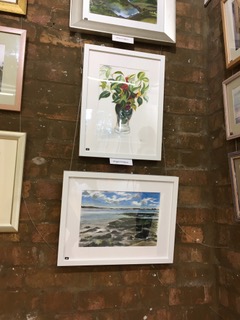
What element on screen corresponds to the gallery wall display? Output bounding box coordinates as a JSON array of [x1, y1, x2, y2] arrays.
[[0, 26, 27, 111], [0, 0, 27, 15], [0, 131, 26, 232], [69, 0, 176, 44], [228, 150, 240, 220], [222, 70, 240, 139], [57, 171, 179, 266], [79, 44, 165, 161], [221, 0, 240, 68]]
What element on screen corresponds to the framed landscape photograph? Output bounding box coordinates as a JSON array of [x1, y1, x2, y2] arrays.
[[79, 44, 165, 161], [0, 0, 27, 15], [0, 26, 27, 111], [70, 0, 176, 44], [222, 71, 240, 139], [57, 171, 179, 266], [0, 131, 26, 232], [228, 151, 240, 220], [221, 0, 240, 68]]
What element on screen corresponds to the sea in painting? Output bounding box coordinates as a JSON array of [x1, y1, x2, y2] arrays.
[[90, 0, 157, 24], [79, 190, 160, 247]]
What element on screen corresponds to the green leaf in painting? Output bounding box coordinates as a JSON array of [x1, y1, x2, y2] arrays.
[[137, 71, 145, 80], [137, 97, 143, 106], [99, 91, 111, 100]]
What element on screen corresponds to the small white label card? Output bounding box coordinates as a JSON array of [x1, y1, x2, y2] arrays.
[[112, 34, 134, 44], [110, 158, 133, 166]]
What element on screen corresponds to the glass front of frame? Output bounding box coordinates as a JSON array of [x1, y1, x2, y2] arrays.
[[0, 27, 26, 111], [70, 0, 176, 44], [57, 171, 179, 266], [0, 131, 26, 232], [228, 151, 240, 220], [79, 44, 165, 161], [221, 0, 240, 68], [223, 71, 240, 139]]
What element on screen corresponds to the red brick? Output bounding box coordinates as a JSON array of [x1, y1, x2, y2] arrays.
[[176, 245, 211, 263], [34, 180, 62, 200], [0, 267, 24, 289], [31, 223, 59, 243], [169, 286, 212, 306], [43, 291, 74, 313], [179, 226, 204, 244], [178, 187, 204, 206]]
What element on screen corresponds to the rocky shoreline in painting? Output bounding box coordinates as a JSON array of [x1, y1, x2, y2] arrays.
[[90, 0, 157, 23], [79, 212, 158, 247]]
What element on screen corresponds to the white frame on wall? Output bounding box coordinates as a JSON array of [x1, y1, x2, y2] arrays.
[[70, 0, 176, 44], [79, 44, 165, 161], [57, 171, 179, 266], [0, 131, 26, 232]]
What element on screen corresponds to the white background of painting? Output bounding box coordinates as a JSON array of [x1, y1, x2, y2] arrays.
[[224, 72, 240, 138], [0, 139, 17, 224], [1, 0, 16, 3], [0, 44, 5, 67], [222, 0, 240, 63], [57, 171, 179, 266], [83, 0, 163, 32], [0, 131, 26, 232], [0, 31, 19, 106], [80, 44, 165, 160]]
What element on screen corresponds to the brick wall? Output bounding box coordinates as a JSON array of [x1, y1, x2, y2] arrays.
[[0, 0, 238, 319], [207, 0, 240, 319]]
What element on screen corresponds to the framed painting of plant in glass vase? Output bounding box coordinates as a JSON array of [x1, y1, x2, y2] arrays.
[[79, 44, 165, 161]]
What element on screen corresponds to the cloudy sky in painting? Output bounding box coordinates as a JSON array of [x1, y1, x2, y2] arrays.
[[81, 190, 160, 209]]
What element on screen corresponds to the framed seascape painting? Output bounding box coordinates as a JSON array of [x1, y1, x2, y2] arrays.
[[222, 71, 240, 139], [0, 131, 26, 232], [228, 151, 240, 220], [221, 0, 240, 68], [0, 26, 27, 111], [0, 0, 27, 15], [69, 0, 176, 44], [79, 44, 165, 161], [57, 171, 179, 266]]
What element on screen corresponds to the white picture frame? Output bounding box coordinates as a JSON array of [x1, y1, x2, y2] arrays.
[[0, 131, 26, 232], [69, 0, 176, 44], [79, 44, 165, 161], [57, 171, 179, 266]]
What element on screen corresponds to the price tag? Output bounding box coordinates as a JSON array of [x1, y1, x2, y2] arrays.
[[112, 34, 134, 44], [110, 158, 133, 166]]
